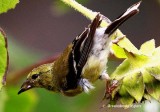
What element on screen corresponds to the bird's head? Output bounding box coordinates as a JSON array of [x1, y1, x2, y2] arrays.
[[18, 63, 56, 94]]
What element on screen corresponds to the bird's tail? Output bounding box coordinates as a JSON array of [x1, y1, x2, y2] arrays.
[[105, 1, 141, 36]]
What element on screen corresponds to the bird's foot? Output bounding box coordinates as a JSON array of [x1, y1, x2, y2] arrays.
[[103, 80, 119, 99], [99, 70, 110, 80], [112, 35, 125, 44], [109, 35, 125, 55], [79, 78, 94, 93]]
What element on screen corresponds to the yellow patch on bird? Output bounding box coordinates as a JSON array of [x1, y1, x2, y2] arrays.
[[82, 56, 103, 83]]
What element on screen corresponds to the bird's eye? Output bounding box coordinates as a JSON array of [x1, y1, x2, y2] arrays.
[[32, 74, 39, 79]]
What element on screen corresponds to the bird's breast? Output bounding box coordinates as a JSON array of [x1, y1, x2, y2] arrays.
[[82, 27, 112, 82]]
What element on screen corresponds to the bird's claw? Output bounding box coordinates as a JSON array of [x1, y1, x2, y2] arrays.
[[103, 80, 119, 100], [112, 35, 125, 44]]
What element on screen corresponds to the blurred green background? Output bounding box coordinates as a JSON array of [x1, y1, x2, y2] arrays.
[[0, 0, 160, 112]]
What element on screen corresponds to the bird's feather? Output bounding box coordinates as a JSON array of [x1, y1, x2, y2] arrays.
[[105, 1, 140, 35], [65, 14, 102, 90]]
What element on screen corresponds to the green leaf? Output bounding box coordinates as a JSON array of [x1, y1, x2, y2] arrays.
[[0, 28, 8, 89], [116, 36, 139, 54], [119, 95, 134, 106], [111, 36, 139, 59], [111, 44, 126, 59], [145, 78, 160, 102], [4, 87, 38, 112], [118, 83, 134, 105], [118, 84, 129, 96], [146, 66, 160, 81], [0, 0, 19, 14], [123, 72, 144, 102], [110, 59, 131, 80], [143, 94, 151, 101], [109, 39, 160, 104], [0, 89, 7, 112], [140, 39, 155, 56]]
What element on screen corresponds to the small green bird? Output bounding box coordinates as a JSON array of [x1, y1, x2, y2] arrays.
[[18, 2, 141, 96]]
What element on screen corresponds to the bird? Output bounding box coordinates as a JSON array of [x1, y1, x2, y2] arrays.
[[18, 2, 141, 96]]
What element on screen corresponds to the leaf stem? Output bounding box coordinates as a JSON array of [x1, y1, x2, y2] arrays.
[[61, 0, 97, 20]]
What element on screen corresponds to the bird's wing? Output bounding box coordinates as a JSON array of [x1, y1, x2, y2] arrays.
[[65, 14, 102, 90], [75, 14, 102, 76]]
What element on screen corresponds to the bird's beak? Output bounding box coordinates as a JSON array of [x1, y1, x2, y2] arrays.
[[18, 80, 34, 95]]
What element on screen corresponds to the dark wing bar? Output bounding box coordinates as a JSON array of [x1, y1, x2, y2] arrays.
[[65, 14, 102, 90]]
